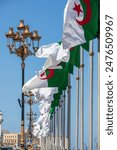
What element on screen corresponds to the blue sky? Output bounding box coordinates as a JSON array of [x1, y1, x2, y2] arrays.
[[0, 0, 98, 149]]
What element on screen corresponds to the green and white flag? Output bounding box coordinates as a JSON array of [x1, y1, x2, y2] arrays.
[[35, 43, 70, 70], [22, 70, 49, 93], [62, 0, 99, 49], [39, 101, 51, 114], [31, 87, 58, 102], [22, 64, 68, 94]]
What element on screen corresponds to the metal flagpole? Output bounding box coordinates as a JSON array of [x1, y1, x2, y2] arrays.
[[58, 106, 61, 150], [98, 2, 100, 149], [76, 68, 80, 150], [60, 99, 63, 149], [52, 116, 54, 149], [49, 118, 51, 140], [54, 111, 56, 145], [98, 38, 100, 150], [80, 46, 84, 150], [61, 98, 64, 149], [55, 108, 57, 149], [59, 103, 62, 150], [63, 91, 66, 149], [67, 74, 71, 150], [50, 115, 53, 149], [57, 107, 59, 150], [88, 40, 94, 150], [51, 117, 53, 149]]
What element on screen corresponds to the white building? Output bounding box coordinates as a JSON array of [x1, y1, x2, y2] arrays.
[[2, 133, 21, 148]]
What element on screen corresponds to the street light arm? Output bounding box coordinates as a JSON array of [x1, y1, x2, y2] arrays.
[[10, 51, 16, 54], [18, 99, 22, 108]]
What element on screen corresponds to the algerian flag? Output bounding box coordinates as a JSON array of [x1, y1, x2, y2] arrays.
[[35, 112, 49, 125], [33, 127, 41, 137], [33, 112, 50, 137], [42, 127, 50, 137], [35, 43, 70, 70], [33, 124, 40, 131], [31, 87, 58, 102], [39, 102, 51, 114], [22, 70, 48, 93], [42, 114, 50, 126], [49, 97, 60, 115], [22, 63, 68, 93], [62, 0, 99, 49], [39, 125, 50, 137]]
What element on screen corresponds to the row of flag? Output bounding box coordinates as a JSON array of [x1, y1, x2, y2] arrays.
[[23, 0, 99, 138]]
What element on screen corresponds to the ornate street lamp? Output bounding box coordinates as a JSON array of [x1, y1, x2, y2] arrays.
[[5, 20, 41, 150], [25, 92, 37, 150]]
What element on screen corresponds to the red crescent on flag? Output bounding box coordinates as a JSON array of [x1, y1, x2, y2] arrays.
[[76, 0, 92, 26], [39, 69, 54, 80], [70, 47, 74, 50]]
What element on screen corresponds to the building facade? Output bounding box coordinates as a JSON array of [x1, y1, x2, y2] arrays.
[[2, 131, 41, 149], [2, 133, 21, 148]]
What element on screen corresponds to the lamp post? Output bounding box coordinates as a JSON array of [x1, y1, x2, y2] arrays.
[[5, 20, 41, 150], [25, 92, 37, 150]]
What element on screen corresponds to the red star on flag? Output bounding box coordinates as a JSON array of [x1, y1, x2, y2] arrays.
[[73, 2, 83, 16]]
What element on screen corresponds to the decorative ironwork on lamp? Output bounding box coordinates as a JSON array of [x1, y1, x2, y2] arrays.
[[6, 20, 41, 58], [6, 27, 15, 53], [31, 31, 41, 52]]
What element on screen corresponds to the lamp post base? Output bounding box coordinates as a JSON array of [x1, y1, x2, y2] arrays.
[[20, 121, 25, 150], [27, 143, 34, 150]]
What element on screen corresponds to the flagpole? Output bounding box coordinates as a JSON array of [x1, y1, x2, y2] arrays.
[[51, 116, 53, 148], [98, 1, 100, 149], [67, 74, 71, 150], [49, 117, 52, 150], [55, 107, 57, 149], [76, 68, 80, 150], [57, 107, 59, 150], [63, 91, 66, 149], [59, 103, 62, 150], [49, 118, 51, 140], [60, 99, 63, 149], [88, 40, 94, 150], [58, 106, 60, 150], [55, 108, 57, 149], [80, 46, 84, 150], [52, 115, 54, 149], [98, 38, 100, 150], [59, 105, 61, 150], [54, 111, 55, 145]]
